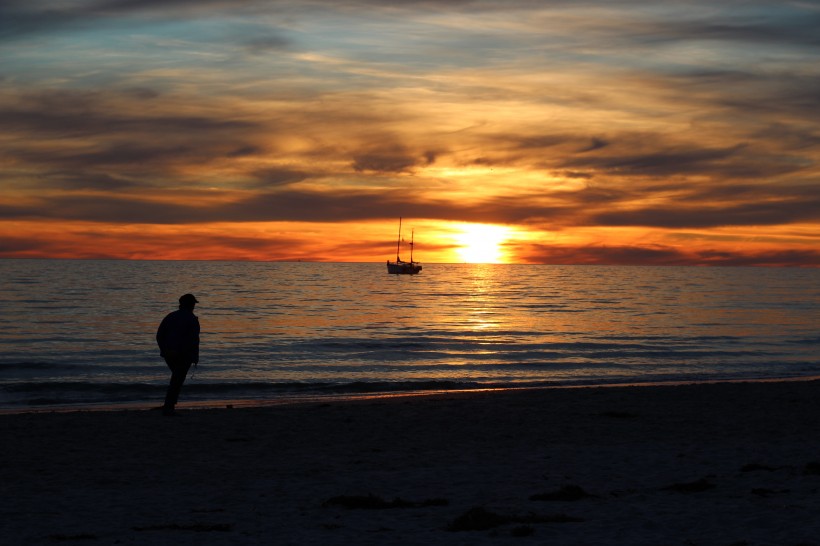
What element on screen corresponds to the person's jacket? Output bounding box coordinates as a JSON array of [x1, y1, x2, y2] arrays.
[[156, 308, 200, 363]]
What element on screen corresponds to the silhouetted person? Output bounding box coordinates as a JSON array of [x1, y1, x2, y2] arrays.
[[156, 293, 200, 416]]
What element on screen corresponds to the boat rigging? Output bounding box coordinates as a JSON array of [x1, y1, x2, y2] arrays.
[[386, 218, 422, 275]]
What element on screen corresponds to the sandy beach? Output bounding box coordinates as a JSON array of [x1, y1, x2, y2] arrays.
[[3, 380, 820, 545]]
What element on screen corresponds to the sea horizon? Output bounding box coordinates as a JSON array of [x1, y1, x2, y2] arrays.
[[3, 256, 819, 268]]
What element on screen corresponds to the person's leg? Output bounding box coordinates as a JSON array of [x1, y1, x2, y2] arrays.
[[163, 357, 192, 415]]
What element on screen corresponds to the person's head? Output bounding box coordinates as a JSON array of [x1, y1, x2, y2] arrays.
[[179, 293, 198, 310]]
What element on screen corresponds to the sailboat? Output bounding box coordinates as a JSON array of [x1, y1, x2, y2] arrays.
[[387, 218, 422, 275]]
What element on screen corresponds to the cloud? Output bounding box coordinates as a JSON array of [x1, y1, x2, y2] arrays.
[[0, 0, 256, 41], [3, 176, 818, 232], [250, 168, 311, 189], [1, 0, 818, 265], [0, 2, 88, 41], [0, 88, 267, 184], [0, 90, 255, 137], [654, 12, 820, 49], [516, 242, 820, 267], [244, 35, 291, 54], [590, 196, 820, 229], [352, 151, 421, 173], [0, 187, 562, 225], [563, 143, 768, 179], [38, 172, 141, 191]]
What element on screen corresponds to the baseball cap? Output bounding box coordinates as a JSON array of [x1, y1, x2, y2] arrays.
[[179, 293, 199, 306]]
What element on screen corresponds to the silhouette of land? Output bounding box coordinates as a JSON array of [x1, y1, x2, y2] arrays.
[[3, 380, 820, 544]]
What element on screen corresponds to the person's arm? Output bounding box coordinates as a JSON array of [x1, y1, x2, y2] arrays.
[[192, 316, 200, 364], [156, 316, 168, 357]]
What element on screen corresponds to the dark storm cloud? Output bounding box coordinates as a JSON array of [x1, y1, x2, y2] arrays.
[[5, 175, 817, 230], [55, 145, 206, 169], [352, 152, 420, 173], [0, 188, 567, 225], [0, 0, 294, 55], [694, 249, 820, 267], [0, 90, 255, 137], [561, 143, 808, 180], [250, 168, 311, 188], [542, 181, 820, 229], [752, 124, 820, 151], [0, 0, 480, 43], [578, 137, 609, 153], [0, 235, 64, 255], [8, 143, 221, 178], [683, 182, 819, 204], [591, 195, 820, 229], [252, 189, 521, 224], [0, 0, 248, 39], [0, 89, 264, 180], [144, 231, 308, 259], [656, 13, 820, 49], [518, 243, 693, 266], [562, 145, 742, 177], [0, 2, 87, 40], [40, 172, 140, 191], [517, 242, 820, 267], [660, 69, 820, 126], [6, 0, 820, 52], [244, 35, 291, 54], [351, 141, 441, 173], [0, 194, 210, 224]]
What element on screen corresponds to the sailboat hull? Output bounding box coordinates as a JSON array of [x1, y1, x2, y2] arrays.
[[387, 260, 422, 274]]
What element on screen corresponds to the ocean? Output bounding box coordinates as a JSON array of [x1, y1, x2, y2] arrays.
[[1, 259, 818, 410]]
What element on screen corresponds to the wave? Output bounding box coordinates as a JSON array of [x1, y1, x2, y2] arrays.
[[0, 379, 484, 408], [5, 366, 820, 409]]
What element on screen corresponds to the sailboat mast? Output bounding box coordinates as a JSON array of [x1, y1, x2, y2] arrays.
[[410, 228, 415, 263], [396, 217, 402, 261]]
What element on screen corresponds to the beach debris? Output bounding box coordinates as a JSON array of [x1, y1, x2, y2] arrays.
[[446, 506, 583, 532], [530, 485, 597, 502], [740, 463, 779, 473], [47, 533, 98, 541], [802, 462, 820, 475], [661, 478, 716, 493], [750, 487, 790, 497], [599, 410, 638, 419], [511, 525, 535, 537], [446, 507, 507, 531], [322, 494, 448, 510], [132, 523, 233, 532]]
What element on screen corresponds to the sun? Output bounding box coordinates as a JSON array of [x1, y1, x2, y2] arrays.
[[454, 223, 511, 263]]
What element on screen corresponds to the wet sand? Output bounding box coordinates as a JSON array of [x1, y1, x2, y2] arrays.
[[3, 380, 820, 545]]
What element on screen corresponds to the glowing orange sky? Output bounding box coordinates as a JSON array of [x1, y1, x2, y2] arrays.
[[1, 1, 818, 266]]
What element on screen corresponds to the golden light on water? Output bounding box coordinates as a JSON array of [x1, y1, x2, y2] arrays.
[[454, 223, 512, 264]]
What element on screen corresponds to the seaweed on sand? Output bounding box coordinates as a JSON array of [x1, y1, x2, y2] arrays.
[[322, 494, 448, 509], [132, 523, 233, 532], [661, 478, 716, 493], [446, 506, 582, 532], [530, 485, 597, 501]]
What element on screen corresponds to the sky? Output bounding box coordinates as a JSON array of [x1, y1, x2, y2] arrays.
[[1, 0, 819, 266]]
